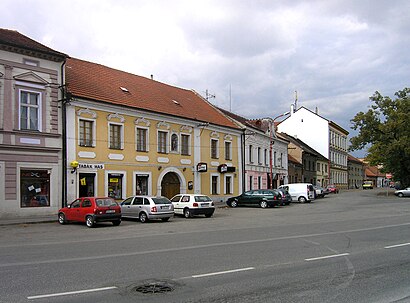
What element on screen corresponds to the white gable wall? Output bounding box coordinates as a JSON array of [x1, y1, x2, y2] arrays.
[[277, 108, 329, 158]]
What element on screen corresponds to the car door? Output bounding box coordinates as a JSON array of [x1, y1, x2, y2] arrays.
[[171, 195, 183, 214], [237, 191, 252, 206], [66, 199, 81, 221], [130, 197, 144, 217], [121, 197, 134, 217]]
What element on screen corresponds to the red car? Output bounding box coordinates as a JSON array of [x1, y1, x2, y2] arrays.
[[326, 185, 339, 194], [58, 197, 121, 228]]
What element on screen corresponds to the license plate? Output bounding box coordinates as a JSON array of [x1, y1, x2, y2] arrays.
[[106, 210, 115, 213], [201, 203, 209, 207], [161, 206, 169, 209]]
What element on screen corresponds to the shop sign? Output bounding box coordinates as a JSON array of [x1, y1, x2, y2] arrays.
[[79, 163, 105, 170], [218, 164, 228, 173], [197, 162, 207, 172]]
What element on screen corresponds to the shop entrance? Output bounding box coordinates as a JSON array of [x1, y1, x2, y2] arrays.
[[161, 172, 180, 199], [79, 173, 95, 197]]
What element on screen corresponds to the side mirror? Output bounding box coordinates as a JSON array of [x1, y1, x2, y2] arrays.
[[67, 205, 71, 209]]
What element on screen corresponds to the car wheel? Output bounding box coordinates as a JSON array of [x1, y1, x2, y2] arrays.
[[184, 208, 192, 218], [298, 196, 307, 203], [398, 193, 404, 198], [260, 200, 268, 208], [139, 212, 148, 223], [86, 216, 95, 228], [112, 220, 121, 226], [58, 213, 66, 225], [230, 199, 238, 208], [161, 217, 170, 222]]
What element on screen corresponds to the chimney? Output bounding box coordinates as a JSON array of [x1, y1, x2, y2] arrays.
[[315, 107, 318, 114], [150, 74, 154, 80], [290, 104, 294, 115]]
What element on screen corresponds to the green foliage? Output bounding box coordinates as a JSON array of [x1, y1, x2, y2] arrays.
[[349, 88, 410, 187]]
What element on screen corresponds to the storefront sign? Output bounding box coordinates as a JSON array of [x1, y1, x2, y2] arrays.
[[197, 162, 207, 172], [79, 163, 105, 170], [218, 164, 228, 173]]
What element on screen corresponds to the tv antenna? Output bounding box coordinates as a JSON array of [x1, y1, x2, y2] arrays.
[[205, 89, 216, 101]]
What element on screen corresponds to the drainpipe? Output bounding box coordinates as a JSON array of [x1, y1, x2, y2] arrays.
[[61, 59, 67, 207], [241, 132, 246, 193]]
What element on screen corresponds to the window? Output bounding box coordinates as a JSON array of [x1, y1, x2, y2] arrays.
[[181, 134, 190, 156], [136, 175, 148, 195], [225, 176, 232, 194], [258, 176, 262, 189], [136, 128, 148, 152], [211, 139, 219, 159], [20, 91, 40, 130], [171, 133, 178, 152], [249, 145, 253, 163], [158, 131, 168, 153], [225, 141, 232, 160], [20, 170, 50, 208], [79, 119, 93, 147], [108, 173, 123, 199], [249, 176, 253, 190], [212, 175, 219, 195], [264, 149, 268, 166], [109, 123, 122, 149], [274, 151, 277, 167], [258, 147, 261, 164]]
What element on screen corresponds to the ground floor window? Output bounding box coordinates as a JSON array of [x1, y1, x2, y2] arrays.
[[136, 175, 148, 195], [108, 173, 123, 199], [20, 170, 50, 207], [79, 173, 95, 197], [212, 175, 219, 195]]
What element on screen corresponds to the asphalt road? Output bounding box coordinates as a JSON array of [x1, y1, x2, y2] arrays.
[[1, 189, 409, 303]]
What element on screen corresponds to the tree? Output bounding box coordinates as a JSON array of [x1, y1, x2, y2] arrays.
[[349, 88, 410, 187]]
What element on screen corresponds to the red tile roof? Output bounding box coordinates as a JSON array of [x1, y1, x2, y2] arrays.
[[66, 58, 239, 129], [0, 28, 67, 61]]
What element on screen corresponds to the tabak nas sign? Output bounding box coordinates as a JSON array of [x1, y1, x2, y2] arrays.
[[78, 163, 105, 170]]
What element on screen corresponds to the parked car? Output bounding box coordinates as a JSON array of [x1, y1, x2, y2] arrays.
[[226, 189, 282, 208], [120, 196, 174, 223], [278, 188, 292, 205], [170, 194, 215, 218], [58, 197, 121, 228], [362, 181, 374, 189], [394, 187, 410, 198], [326, 184, 339, 194], [278, 183, 315, 203], [313, 186, 325, 198]]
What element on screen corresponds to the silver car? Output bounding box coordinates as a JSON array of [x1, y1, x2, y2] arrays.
[[120, 196, 174, 223], [395, 188, 410, 198]]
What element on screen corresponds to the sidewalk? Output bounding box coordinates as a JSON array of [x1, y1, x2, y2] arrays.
[[0, 214, 57, 226]]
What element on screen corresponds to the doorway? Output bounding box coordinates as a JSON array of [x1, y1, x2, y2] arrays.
[[161, 172, 180, 199], [79, 173, 95, 197]]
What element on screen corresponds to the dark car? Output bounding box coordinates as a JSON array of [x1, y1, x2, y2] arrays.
[[58, 197, 121, 228], [227, 189, 282, 208], [278, 188, 292, 205]]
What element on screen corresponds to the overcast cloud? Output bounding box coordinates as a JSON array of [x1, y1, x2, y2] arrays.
[[2, 0, 410, 155]]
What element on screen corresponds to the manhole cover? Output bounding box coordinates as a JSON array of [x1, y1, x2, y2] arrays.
[[134, 281, 175, 294]]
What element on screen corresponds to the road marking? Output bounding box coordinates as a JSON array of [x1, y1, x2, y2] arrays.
[[27, 286, 117, 300], [384, 242, 410, 249], [305, 253, 350, 262], [192, 267, 255, 278]]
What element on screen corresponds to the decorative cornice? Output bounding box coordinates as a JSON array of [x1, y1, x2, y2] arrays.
[[180, 125, 193, 133], [224, 134, 233, 141], [134, 117, 150, 127], [210, 131, 219, 138], [157, 121, 170, 130], [76, 108, 97, 118], [107, 113, 125, 123]]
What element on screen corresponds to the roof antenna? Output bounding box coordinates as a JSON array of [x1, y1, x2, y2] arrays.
[[294, 90, 298, 112], [205, 89, 215, 101]]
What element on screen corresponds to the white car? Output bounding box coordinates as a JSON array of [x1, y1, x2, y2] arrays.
[[395, 188, 410, 198], [170, 194, 215, 218]]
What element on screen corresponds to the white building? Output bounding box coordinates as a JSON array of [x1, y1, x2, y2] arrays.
[[277, 106, 349, 189]]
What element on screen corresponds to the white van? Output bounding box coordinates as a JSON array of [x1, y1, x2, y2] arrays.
[[278, 183, 315, 203]]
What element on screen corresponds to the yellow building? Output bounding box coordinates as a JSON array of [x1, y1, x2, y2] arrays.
[[64, 58, 242, 204]]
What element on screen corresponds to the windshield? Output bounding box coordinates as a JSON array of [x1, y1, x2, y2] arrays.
[[152, 197, 172, 205], [194, 195, 212, 202], [95, 198, 117, 207]]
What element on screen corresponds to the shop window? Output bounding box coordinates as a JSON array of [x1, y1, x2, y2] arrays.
[[211, 175, 219, 195], [20, 170, 50, 207], [108, 173, 123, 199], [136, 175, 148, 195]]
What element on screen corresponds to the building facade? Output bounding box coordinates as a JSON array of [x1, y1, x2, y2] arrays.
[[64, 58, 243, 204], [277, 106, 348, 189], [347, 154, 364, 189], [0, 29, 67, 218]]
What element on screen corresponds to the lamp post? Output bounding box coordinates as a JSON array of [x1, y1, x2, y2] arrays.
[[269, 111, 290, 189]]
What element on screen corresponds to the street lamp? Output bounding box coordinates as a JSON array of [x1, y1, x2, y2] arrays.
[[269, 111, 290, 189]]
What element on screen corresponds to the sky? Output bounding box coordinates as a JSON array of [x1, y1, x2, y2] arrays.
[[2, 0, 410, 156]]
